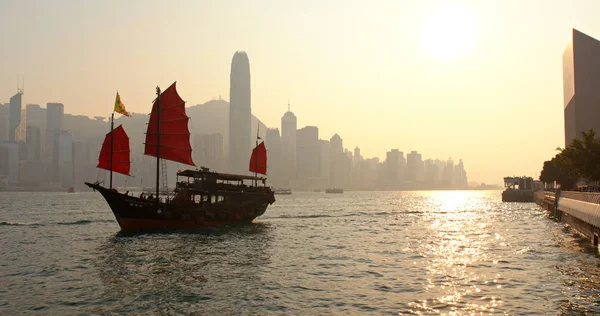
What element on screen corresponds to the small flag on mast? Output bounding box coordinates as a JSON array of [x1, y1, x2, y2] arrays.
[[114, 92, 131, 117]]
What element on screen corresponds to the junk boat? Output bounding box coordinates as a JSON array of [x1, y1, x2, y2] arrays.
[[325, 188, 343, 193], [86, 83, 275, 230]]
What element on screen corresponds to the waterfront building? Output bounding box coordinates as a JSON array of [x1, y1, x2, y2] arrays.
[[563, 29, 600, 145]]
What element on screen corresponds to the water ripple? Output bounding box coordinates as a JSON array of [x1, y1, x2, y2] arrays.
[[1, 191, 600, 314]]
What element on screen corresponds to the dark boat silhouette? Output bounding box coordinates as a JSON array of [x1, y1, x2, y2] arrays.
[[86, 83, 275, 230]]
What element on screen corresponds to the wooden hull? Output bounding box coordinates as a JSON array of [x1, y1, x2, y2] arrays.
[[85, 182, 275, 230]]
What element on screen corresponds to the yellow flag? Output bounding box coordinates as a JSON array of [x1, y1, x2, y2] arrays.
[[114, 92, 131, 117]]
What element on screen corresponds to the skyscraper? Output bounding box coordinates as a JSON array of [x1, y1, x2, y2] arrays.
[[8, 91, 23, 141], [46, 102, 64, 162], [329, 133, 346, 188], [57, 130, 73, 188], [228, 51, 252, 174], [281, 107, 297, 187], [265, 128, 282, 185], [0, 104, 8, 140], [330, 134, 343, 157], [26, 125, 41, 160], [406, 150, 423, 182], [563, 29, 600, 145], [296, 126, 320, 189]]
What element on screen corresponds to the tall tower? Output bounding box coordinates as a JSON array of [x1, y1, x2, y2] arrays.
[[8, 90, 23, 141], [281, 105, 297, 187], [228, 51, 252, 174], [563, 29, 600, 145]]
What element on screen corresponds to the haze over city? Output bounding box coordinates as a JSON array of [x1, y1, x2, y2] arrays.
[[3, 0, 600, 185]]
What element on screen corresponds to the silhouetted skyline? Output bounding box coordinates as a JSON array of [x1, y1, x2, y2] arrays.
[[3, 1, 600, 184]]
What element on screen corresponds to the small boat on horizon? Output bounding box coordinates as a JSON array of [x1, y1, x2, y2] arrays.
[[67, 187, 75, 193], [274, 188, 292, 195], [325, 188, 343, 194]]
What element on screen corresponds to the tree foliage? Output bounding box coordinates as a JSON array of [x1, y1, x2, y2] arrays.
[[543, 129, 600, 186], [539, 158, 574, 189]]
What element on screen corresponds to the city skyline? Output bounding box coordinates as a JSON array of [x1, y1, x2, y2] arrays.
[[0, 95, 470, 190], [3, 1, 600, 185]]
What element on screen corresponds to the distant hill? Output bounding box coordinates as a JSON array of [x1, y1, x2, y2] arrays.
[[186, 99, 268, 154]]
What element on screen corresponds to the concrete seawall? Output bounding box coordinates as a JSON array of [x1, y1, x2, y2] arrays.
[[535, 191, 600, 246]]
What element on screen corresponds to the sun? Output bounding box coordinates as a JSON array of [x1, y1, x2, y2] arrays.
[[422, 6, 477, 58]]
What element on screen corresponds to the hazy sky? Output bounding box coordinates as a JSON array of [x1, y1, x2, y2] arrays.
[[2, 0, 600, 185]]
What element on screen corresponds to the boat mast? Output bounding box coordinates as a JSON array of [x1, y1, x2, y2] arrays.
[[110, 112, 114, 189], [255, 125, 259, 187], [155, 86, 161, 201]]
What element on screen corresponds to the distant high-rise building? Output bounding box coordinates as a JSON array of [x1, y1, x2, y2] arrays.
[[8, 91, 23, 141], [26, 125, 41, 160], [281, 107, 297, 187], [193, 133, 224, 172], [353, 147, 362, 163], [563, 29, 600, 145], [0, 104, 8, 140], [386, 149, 402, 188], [26, 104, 46, 128], [330, 134, 343, 157], [406, 150, 424, 182], [329, 133, 349, 188], [0, 141, 20, 184], [56, 130, 73, 188], [72, 142, 86, 189], [265, 128, 281, 185], [443, 157, 454, 187], [228, 51, 252, 174], [296, 126, 320, 189], [319, 139, 330, 182], [455, 159, 468, 188], [46, 102, 64, 162]]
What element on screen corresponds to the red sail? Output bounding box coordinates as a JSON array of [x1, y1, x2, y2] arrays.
[[144, 82, 195, 166], [97, 125, 131, 176], [249, 142, 267, 175]]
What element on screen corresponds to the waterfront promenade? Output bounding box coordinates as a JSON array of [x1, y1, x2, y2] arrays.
[[535, 190, 600, 246]]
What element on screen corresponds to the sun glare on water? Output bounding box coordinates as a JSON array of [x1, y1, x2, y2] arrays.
[[422, 6, 477, 58]]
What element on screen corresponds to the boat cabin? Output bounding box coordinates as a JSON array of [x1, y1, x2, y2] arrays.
[[165, 168, 272, 207]]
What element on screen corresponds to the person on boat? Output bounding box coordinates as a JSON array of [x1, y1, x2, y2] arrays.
[[125, 190, 129, 196], [140, 192, 145, 199], [148, 193, 154, 200]]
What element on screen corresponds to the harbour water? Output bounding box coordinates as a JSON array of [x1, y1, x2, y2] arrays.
[[1, 190, 600, 315]]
